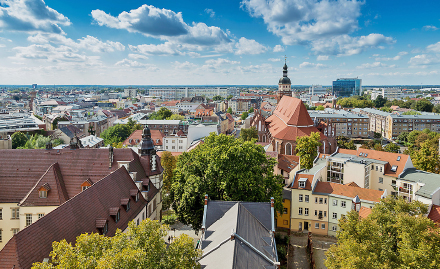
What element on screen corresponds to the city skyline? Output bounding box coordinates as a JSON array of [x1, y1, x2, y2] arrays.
[[0, 0, 439, 85]]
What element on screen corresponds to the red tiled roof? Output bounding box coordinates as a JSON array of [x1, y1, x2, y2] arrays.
[[265, 151, 278, 159], [345, 182, 360, 188], [314, 182, 383, 202], [359, 206, 372, 219], [278, 154, 300, 173], [428, 205, 440, 224], [291, 174, 314, 191], [338, 148, 409, 177], [0, 167, 148, 269], [123, 129, 165, 146]]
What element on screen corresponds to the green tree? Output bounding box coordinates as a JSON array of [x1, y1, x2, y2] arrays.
[[241, 111, 249, 120], [227, 107, 233, 114], [126, 118, 142, 133], [149, 108, 172, 120], [396, 132, 409, 144], [412, 141, 439, 173], [161, 151, 177, 210], [407, 130, 421, 145], [227, 95, 233, 100], [374, 95, 387, 108], [240, 126, 258, 141], [18, 134, 51, 149], [170, 133, 283, 230], [166, 114, 185, 120], [212, 95, 222, 101], [373, 132, 382, 139], [433, 104, 440, 113], [415, 99, 434, 112], [295, 132, 322, 169], [32, 219, 201, 269], [11, 131, 28, 149], [325, 197, 440, 269], [100, 124, 131, 146], [384, 143, 400, 153], [248, 107, 254, 113], [316, 105, 325, 111]]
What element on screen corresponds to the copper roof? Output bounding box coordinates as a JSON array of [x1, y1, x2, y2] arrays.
[[314, 182, 383, 202], [0, 167, 148, 269]]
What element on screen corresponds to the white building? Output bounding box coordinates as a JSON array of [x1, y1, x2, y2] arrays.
[[124, 89, 137, 98], [309, 85, 327, 96], [163, 136, 188, 152], [149, 87, 239, 100]]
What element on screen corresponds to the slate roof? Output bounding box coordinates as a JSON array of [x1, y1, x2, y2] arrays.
[[0, 167, 148, 269], [199, 201, 278, 269], [0, 148, 160, 205], [314, 182, 384, 202]]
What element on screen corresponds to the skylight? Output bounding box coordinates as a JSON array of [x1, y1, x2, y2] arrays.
[[397, 156, 401, 161], [365, 153, 368, 157], [359, 153, 363, 156]]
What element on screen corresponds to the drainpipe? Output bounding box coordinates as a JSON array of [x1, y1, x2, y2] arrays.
[[271, 197, 275, 236]]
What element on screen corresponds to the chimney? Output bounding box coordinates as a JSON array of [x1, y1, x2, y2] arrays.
[[270, 197, 275, 235], [201, 194, 208, 235]]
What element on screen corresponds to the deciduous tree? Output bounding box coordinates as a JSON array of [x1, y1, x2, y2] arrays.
[[240, 127, 258, 141], [161, 151, 177, 210], [295, 132, 322, 169], [100, 124, 131, 146], [170, 133, 283, 230], [384, 143, 400, 153], [11, 131, 28, 149]]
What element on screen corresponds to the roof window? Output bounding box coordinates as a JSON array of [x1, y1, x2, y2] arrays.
[[397, 156, 401, 161], [359, 153, 363, 156], [365, 153, 368, 157], [109, 207, 120, 223], [391, 165, 398, 172]]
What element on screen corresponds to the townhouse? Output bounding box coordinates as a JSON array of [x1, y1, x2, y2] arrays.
[[309, 109, 370, 138]]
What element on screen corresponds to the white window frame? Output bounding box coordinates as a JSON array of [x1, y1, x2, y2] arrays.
[[333, 212, 337, 219], [304, 208, 309, 216], [333, 200, 338, 206], [299, 194, 303, 202], [298, 207, 303, 215], [315, 223, 319, 229], [305, 195, 309, 203]]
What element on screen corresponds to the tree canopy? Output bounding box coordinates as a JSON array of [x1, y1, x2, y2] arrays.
[[100, 124, 131, 147], [32, 219, 201, 269], [401, 129, 440, 173], [241, 111, 249, 120], [373, 95, 387, 108], [170, 133, 283, 230], [11, 131, 28, 149], [227, 107, 233, 114], [240, 126, 258, 142], [383, 143, 400, 153], [212, 95, 223, 101], [295, 132, 322, 169], [149, 108, 173, 120], [337, 97, 374, 108], [17, 134, 63, 149], [161, 151, 177, 210], [336, 136, 356, 150], [325, 197, 440, 269]]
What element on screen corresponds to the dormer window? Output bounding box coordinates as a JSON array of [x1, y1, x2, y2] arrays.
[[38, 183, 51, 198], [130, 189, 140, 202], [299, 178, 307, 188], [81, 179, 93, 192], [96, 218, 108, 235], [136, 192, 140, 202], [109, 207, 120, 223], [121, 198, 131, 212]]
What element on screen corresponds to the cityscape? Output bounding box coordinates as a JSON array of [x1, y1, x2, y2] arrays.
[[1, 0, 440, 268]]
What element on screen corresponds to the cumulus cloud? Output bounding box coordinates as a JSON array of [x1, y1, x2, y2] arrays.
[[356, 62, 394, 69], [311, 33, 395, 56], [317, 55, 329, 61], [273, 44, 284, 52], [235, 37, 268, 55], [375, 51, 408, 61], [173, 60, 198, 70], [115, 59, 158, 69], [129, 42, 182, 56], [27, 33, 125, 53], [422, 25, 438, 31], [409, 54, 440, 66], [427, 41, 440, 53], [128, 53, 149, 60], [237, 63, 274, 73], [0, 0, 70, 34], [91, 4, 230, 49], [299, 61, 327, 68], [11, 44, 94, 63], [204, 8, 215, 18]]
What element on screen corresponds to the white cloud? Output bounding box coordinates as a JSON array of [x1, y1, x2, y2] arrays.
[[268, 58, 281, 62], [273, 44, 284, 52], [173, 61, 198, 70], [0, 0, 70, 34], [299, 61, 327, 68], [375, 51, 408, 61], [356, 62, 391, 69], [129, 42, 182, 56], [311, 33, 395, 56], [422, 25, 438, 31], [317, 55, 329, 61], [204, 8, 215, 18], [128, 54, 149, 60], [409, 54, 440, 66], [241, 0, 362, 45], [11, 44, 99, 63], [115, 59, 157, 69], [427, 41, 440, 53], [237, 63, 274, 73], [235, 37, 268, 55]]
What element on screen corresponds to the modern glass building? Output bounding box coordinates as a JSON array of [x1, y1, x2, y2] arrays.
[[332, 78, 362, 97]]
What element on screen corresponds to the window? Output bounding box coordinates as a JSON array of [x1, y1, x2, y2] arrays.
[[391, 165, 398, 172], [380, 167, 383, 172], [324, 211, 327, 217], [397, 156, 401, 161], [305, 208, 309, 216], [26, 214, 32, 227], [299, 194, 303, 202], [315, 197, 318, 204], [115, 211, 120, 223], [319, 211, 323, 218], [315, 210, 317, 216], [137, 218, 140, 226], [12, 228, 19, 235], [379, 177, 383, 184], [319, 198, 323, 204], [298, 207, 303, 215], [333, 200, 338, 206], [0, 229, 2, 242], [11, 208, 19, 219], [39, 190, 47, 198], [332, 225, 337, 232], [103, 222, 108, 235], [315, 223, 319, 229], [376, 166, 378, 171], [322, 223, 325, 229], [341, 201, 346, 208], [305, 195, 309, 203], [126, 200, 131, 212], [283, 208, 288, 214], [371, 165, 374, 169], [379, 188, 383, 191], [333, 212, 337, 219], [38, 213, 44, 219], [299, 181, 306, 188], [0, 208, 2, 220], [82, 186, 89, 191], [324, 198, 327, 204], [135, 192, 140, 202]]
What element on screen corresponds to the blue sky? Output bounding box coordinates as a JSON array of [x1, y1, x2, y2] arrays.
[[0, 0, 439, 85]]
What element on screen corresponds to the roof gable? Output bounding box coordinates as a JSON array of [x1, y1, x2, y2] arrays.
[[273, 96, 314, 126]]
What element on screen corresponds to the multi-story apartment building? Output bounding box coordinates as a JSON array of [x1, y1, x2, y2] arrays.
[[228, 96, 262, 113], [310, 109, 369, 138], [149, 87, 239, 100], [124, 88, 137, 98], [332, 78, 362, 97], [139, 119, 189, 135]]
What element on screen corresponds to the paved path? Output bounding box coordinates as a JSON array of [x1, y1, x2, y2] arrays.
[[290, 235, 310, 269]]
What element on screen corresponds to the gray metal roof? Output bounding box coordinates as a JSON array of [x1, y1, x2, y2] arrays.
[[399, 168, 440, 199], [200, 201, 277, 269], [331, 153, 388, 165]]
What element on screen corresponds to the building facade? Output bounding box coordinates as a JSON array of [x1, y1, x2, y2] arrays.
[[332, 78, 362, 97]]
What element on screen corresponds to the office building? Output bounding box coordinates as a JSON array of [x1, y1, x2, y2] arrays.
[[332, 78, 362, 97]]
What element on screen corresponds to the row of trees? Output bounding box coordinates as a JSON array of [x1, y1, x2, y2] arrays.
[[326, 197, 440, 268], [11, 132, 64, 149], [32, 220, 201, 269]]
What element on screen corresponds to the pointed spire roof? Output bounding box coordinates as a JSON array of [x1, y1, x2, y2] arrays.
[[352, 195, 361, 203], [273, 96, 314, 126]]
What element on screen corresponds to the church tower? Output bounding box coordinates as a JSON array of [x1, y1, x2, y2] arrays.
[[277, 58, 292, 103]]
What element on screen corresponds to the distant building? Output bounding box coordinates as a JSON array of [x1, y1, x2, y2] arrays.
[[332, 78, 362, 97], [148, 87, 239, 100], [309, 85, 327, 96], [124, 88, 137, 98], [32, 84, 37, 89], [309, 109, 370, 138]]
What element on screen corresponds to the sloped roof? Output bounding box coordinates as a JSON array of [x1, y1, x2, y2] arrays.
[[123, 129, 165, 146], [359, 206, 372, 219], [345, 182, 360, 188], [199, 201, 277, 269], [428, 205, 440, 224], [314, 182, 383, 202], [59, 125, 85, 139], [272, 96, 314, 126], [291, 174, 314, 191], [0, 167, 148, 269], [278, 154, 300, 173]]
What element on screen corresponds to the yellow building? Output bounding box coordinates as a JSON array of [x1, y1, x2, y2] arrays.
[[277, 189, 291, 229]]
